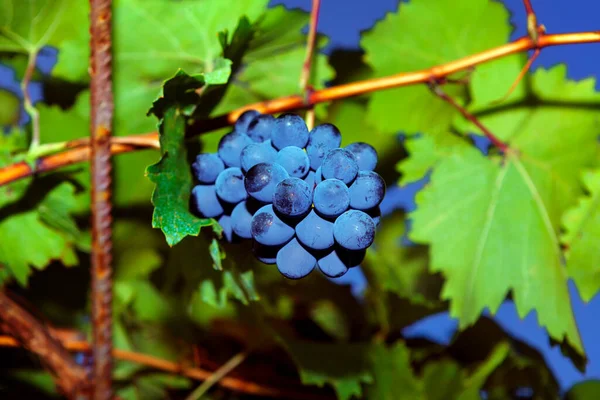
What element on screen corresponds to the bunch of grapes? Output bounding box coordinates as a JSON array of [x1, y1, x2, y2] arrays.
[[190, 110, 385, 279]]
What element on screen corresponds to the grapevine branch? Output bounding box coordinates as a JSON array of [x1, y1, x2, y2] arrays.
[[0, 30, 598, 187], [429, 82, 508, 152], [89, 0, 115, 398], [0, 292, 90, 398], [0, 335, 331, 400], [299, 0, 321, 130]]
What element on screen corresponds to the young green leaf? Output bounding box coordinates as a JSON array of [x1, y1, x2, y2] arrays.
[[146, 107, 214, 246], [562, 169, 600, 302], [361, 0, 511, 136], [410, 146, 585, 358]]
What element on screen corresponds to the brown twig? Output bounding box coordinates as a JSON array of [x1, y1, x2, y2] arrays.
[[0, 335, 332, 400], [300, 0, 321, 130], [429, 82, 508, 152], [492, 48, 541, 105], [0, 31, 598, 187], [89, 0, 115, 398], [0, 292, 90, 398]]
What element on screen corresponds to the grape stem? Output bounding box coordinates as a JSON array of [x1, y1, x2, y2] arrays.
[[0, 30, 599, 187], [300, 0, 322, 130], [429, 82, 508, 153], [0, 334, 332, 400]]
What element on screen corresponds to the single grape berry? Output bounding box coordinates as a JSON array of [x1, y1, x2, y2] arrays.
[[348, 171, 386, 210], [247, 114, 275, 142], [218, 214, 233, 243], [273, 178, 312, 217], [296, 210, 335, 251], [251, 204, 295, 246], [191, 185, 224, 218], [253, 242, 280, 265], [317, 247, 365, 278], [218, 131, 253, 167], [321, 148, 359, 185], [313, 179, 350, 218], [276, 146, 310, 178], [240, 142, 277, 173], [276, 238, 316, 279], [272, 114, 309, 150], [306, 123, 342, 169], [235, 109, 260, 134], [333, 210, 375, 251], [231, 201, 254, 239], [191, 153, 225, 184], [346, 142, 378, 171], [215, 167, 246, 204], [244, 162, 289, 203]]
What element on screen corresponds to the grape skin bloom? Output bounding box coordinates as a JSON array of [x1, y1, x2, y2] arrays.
[[215, 167, 247, 204], [348, 171, 386, 210], [296, 210, 335, 251], [191, 185, 224, 218], [313, 179, 350, 218], [276, 238, 316, 279], [244, 162, 289, 203], [306, 123, 342, 170], [191, 153, 224, 184], [276, 146, 310, 178], [272, 113, 309, 150], [321, 148, 359, 185], [346, 142, 378, 171], [218, 131, 254, 168], [250, 204, 295, 246], [333, 210, 376, 251], [273, 178, 313, 217]]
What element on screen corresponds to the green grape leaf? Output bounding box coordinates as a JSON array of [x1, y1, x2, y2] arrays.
[[409, 145, 585, 359], [362, 211, 443, 307], [397, 133, 470, 185], [562, 169, 600, 302], [0, 179, 80, 285], [277, 336, 373, 400], [457, 65, 600, 145], [565, 381, 600, 400], [361, 0, 511, 136], [365, 342, 422, 400], [146, 106, 214, 246], [0, 0, 87, 55]]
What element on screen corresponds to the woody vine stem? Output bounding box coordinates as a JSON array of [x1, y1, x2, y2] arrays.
[[0, 1, 599, 399]]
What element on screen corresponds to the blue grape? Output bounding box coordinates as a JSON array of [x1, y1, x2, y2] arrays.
[[321, 148, 358, 185], [333, 210, 375, 250], [317, 247, 365, 278], [215, 167, 246, 204], [365, 207, 381, 227], [231, 201, 254, 239], [276, 146, 310, 178], [272, 114, 309, 150], [240, 142, 277, 173], [218, 214, 233, 242], [191, 153, 225, 184], [251, 204, 295, 246], [253, 242, 281, 265], [313, 179, 350, 218], [295, 210, 334, 250], [218, 131, 254, 167], [244, 163, 289, 203], [191, 185, 224, 218], [304, 170, 317, 192], [315, 167, 323, 185], [273, 178, 312, 217], [346, 142, 378, 171], [235, 109, 260, 134], [348, 171, 386, 210], [247, 114, 275, 142], [306, 123, 342, 169], [276, 238, 316, 279]]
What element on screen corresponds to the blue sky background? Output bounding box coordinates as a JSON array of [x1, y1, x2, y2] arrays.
[[0, 0, 598, 394], [270, 0, 600, 393]]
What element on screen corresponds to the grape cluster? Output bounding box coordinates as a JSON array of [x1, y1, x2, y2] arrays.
[[190, 110, 385, 279]]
